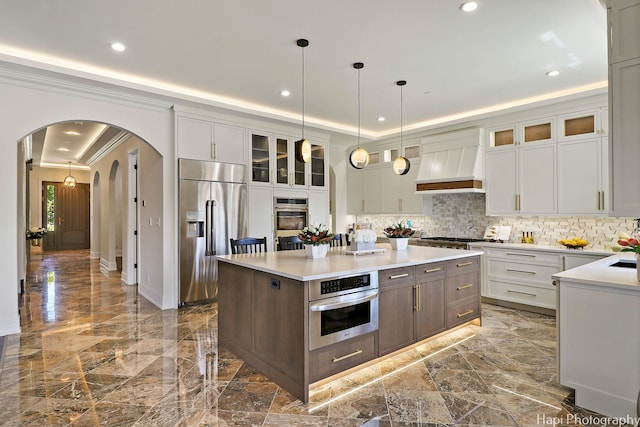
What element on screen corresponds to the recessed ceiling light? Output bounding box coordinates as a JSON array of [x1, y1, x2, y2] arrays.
[[377, 117, 386, 122], [280, 90, 290, 97], [546, 70, 560, 77], [460, 1, 478, 12], [65, 131, 80, 136], [111, 42, 126, 52]]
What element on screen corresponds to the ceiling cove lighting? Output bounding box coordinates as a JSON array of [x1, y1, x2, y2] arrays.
[[460, 1, 478, 12], [294, 39, 311, 163], [392, 80, 410, 175], [63, 161, 76, 190], [349, 62, 370, 169]]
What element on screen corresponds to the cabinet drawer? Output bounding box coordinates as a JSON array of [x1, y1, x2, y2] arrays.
[[446, 299, 480, 329], [379, 266, 415, 287], [486, 248, 561, 266], [487, 280, 556, 309], [446, 271, 480, 304], [309, 332, 377, 383], [488, 259, 558, 286], [446, 256, 480, 276], [415, 262, 445, 282]]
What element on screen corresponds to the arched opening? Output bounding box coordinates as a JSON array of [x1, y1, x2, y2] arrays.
[[108, 160, 123, 273], [91, 171, 101, 259]]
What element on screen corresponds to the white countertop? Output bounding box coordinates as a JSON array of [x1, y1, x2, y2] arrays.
[[552, 252, 640, 291], [468, 241, 613, 257], [217, 244, 483, 281]]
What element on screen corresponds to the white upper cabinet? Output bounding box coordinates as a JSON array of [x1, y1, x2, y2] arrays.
[[608, 0, 640, 216], [519, 144, 556, 214], [485, 149, 518, 215], [487, 117, 554, 149], [177, 116, 246, 164], [557, 109, 607, 142], [608, 0, 640, 63]]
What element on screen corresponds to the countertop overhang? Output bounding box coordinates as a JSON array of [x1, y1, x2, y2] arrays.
[[216, 244, 483, 281], [552, 252, 640, 291]]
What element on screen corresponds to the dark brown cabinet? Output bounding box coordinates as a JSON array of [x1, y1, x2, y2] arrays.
[[445, 258, 481, 329]]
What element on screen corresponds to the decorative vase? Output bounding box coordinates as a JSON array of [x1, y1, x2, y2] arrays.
[[305, 244, 328, 259], [389, 238, 409, 250]]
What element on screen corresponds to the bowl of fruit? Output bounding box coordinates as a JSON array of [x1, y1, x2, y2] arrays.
[[558, 238, 589, 249]]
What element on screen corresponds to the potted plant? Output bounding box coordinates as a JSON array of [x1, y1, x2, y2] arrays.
[[383, 221, 415, 250], [616, 232, 640, 281], [349, 228, 377, 252], [298, 223, 334, 259], [26, 227, 48, 246]]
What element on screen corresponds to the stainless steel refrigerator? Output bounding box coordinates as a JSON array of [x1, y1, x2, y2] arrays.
[[179, 159, 247, 305]]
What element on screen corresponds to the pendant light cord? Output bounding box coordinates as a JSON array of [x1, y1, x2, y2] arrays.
[[301, 44, 305, 141], [400, 83, 403, 152], [357, 66, 361, 149]]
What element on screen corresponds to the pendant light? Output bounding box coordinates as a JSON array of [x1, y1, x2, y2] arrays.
[[63, 161, 77, 190], [349, 62, 370, 169], [294, 38, 312, 163], [392, 80, 411, 175]]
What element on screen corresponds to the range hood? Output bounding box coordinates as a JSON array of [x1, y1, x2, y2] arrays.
[[415, 128, 485, 194]]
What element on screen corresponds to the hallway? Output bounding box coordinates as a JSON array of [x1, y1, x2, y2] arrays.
[[0, 250, 599, 426]]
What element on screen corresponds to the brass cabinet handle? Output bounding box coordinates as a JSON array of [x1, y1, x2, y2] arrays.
[[505, 252, 536, 257], [332, 349, 363, 363], [424, 267, 441, 273], [389, 273, 409, 279], [456, 261, 473, 267], [457, 309, 474, 318], [506, 268, 536, 274], [211, 143, 217, 159], [413, 284, 421, 311], [456, 284, 474, 290], [507, 289, 537, 297]]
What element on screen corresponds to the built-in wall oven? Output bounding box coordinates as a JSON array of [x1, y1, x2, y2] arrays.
[[274, 197, 308, 238], [308, 271, 379, 350]]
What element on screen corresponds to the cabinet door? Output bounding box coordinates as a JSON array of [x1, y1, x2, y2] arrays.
[[213, 123, 246, 164], [485, 149, 518, 215], [379, 283, 415, 355], [383, 161, 424, 214], [310, 143, 327, 188], [308, 189, 329, 227], [520, 118, 555, 145], [274, 137, 291, 186], [487, 125, 517, 148], [415, 279, 446, 341], [609, 0, 640, 63], [176, 116, 214, 160], [557, 139, 603, 214], [248, 186, 274, 251], [363, 167, 384, 213], [557, 110, 600, 142], [250, 132, 272, 185], [347, 168, 365, 214], [519, 144, 556, 214], [610, 57, 640, 215]]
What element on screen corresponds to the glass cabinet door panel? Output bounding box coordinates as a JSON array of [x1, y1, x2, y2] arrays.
[[404, 145, 420, 158], [276, 138, 289, 185], [251, 133, 270, 183], [524, 123, 552, 143], [493, 129, 514, 147], [310, 144, 325, 187], [294, 143, 306, 186], [564, 116, 595, 137]]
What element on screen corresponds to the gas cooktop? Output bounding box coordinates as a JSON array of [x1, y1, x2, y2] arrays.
[[421, 237, 485, 243]]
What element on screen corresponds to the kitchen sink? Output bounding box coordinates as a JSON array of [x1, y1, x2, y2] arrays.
[[609, 260, 637, 268]]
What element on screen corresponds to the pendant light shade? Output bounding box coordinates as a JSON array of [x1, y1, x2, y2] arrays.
[[64, 161, 77, 190], [349, 62, 369, 169], [393, 80, 410, 175], [295, 38, 311, 163]]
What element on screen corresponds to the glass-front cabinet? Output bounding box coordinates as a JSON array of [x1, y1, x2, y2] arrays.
[[249, 130, 327, 189], [487, 117, 554, 148]]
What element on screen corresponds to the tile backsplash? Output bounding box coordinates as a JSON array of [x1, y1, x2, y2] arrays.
[[355, 193, 636, 250]]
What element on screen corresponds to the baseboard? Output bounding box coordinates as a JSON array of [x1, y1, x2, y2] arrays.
[[138, 283, 163, 308], [90, 250, 100, 259], [481, 296, 555, 317], [99, 257, 117, 276]]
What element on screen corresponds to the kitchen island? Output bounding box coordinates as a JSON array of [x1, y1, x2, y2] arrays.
[[217, 244, 482, 402], [553, 252, 640, 418]]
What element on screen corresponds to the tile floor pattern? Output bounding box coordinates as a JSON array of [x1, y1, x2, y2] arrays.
[[0, 249, 609, 426]]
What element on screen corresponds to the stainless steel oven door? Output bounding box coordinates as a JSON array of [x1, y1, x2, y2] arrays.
[[274, 208, 308, 237], [309, 289, 378, 350]]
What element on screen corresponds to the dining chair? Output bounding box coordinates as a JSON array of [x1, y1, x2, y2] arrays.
[[229, 237, 267, 254], [330, 234, 344, 247], [277, 235, 304, 251]]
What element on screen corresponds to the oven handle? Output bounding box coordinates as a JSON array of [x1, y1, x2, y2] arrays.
[[309, 291, 378, 312]]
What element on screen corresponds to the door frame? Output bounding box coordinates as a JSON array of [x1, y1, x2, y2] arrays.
[[123, 150, 139, 285]]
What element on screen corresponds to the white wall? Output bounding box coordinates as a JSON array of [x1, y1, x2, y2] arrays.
[[0, 68, 175, 336]]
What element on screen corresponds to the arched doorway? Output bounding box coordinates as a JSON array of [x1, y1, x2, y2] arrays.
[[91, 171, 101, 259], [108, 160, 123, 273]]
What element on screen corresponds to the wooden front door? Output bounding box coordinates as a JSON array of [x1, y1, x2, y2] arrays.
[[42, 182, 90, 251]]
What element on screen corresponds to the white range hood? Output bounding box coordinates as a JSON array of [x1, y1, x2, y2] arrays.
[[415, 127, 485, 194]]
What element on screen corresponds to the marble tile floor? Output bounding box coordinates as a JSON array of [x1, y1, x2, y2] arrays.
[[0, 249, 615, 426]]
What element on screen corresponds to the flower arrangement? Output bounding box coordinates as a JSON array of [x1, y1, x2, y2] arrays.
[[298, 223, 334, 246], [383, 221, 415, 239], [616, 233, 640, 253], [26, 227, 47, 239]]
